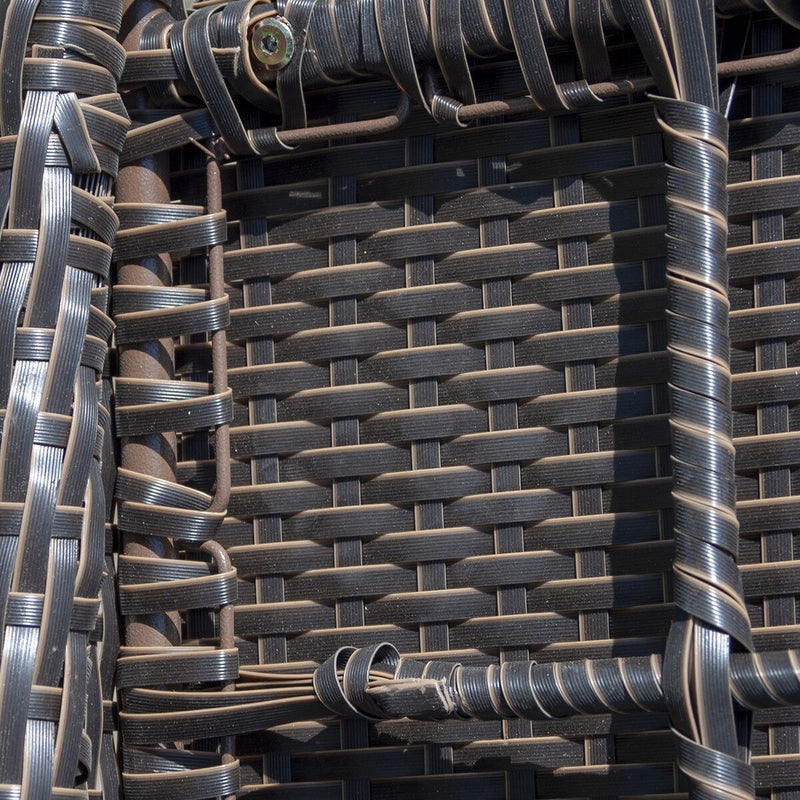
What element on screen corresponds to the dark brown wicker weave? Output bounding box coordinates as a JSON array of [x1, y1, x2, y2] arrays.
[[2, 1, 800, 798]]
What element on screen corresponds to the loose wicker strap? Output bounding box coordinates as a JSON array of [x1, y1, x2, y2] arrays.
[[116, 644, 800, 735]]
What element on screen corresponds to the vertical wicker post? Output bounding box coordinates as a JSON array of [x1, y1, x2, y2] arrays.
[[659, 94, 755, 799], [0, 1, 128, 796]]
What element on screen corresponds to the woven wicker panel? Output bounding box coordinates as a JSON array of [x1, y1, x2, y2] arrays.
[[218, 98, 675, 796], [4, 0, 800, 797], [127, 32, 799, 800]]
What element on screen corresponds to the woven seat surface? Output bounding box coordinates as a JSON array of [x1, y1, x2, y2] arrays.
[[1, 1, 800, 798]]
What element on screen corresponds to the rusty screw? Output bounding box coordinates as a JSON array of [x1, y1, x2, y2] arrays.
[[251, 17, 295, 70]]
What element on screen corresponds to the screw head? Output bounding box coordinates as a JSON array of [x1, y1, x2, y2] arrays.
[[251, 17, 295, 70]]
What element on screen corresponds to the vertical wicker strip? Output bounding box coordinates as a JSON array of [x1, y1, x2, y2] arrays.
[[650, 6, 755, 798]]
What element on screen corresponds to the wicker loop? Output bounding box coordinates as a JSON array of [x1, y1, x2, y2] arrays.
[[375, 0, 430, 112], [133, 0, 280, 154], [674, 730, 756, 800], [430, 0, 476, 106], [140, 10, 186, 108], [313, 646, 361, 717], [430, 93, 466, 127], [314, 643, 401, 721], [342, 642, 402, 719], [274, 0, 318, 131], [655, 84, 753, 799], [454, 664, 514, 719]]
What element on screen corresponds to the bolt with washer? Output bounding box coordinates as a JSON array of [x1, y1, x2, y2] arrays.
[[251, 17, 295, 69]]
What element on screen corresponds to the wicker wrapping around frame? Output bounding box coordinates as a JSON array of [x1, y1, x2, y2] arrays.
[[1, 1, 800, 799], [0, 1, 129, 797]]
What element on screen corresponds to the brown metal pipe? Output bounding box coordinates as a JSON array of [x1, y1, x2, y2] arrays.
[[205, 151, 231, 514], [118, 0, 181, 648], [247, 44, 800, 147], [199, 538, 236, 799], [198, 150, 236, 796], [456, 46, 800, 124], [250, 94, 411, 150]]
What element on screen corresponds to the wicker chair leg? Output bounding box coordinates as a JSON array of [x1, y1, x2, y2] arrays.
[[0, 2, 129, 797]]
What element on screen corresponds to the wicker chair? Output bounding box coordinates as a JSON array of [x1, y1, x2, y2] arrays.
[[1, 1, 800, 798]]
